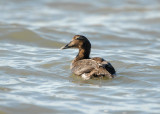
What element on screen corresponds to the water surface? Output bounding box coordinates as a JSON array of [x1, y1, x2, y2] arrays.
[[0, 0, 160, 114]]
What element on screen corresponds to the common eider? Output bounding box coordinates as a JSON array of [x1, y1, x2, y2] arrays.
[[61, 35, 116, 80]]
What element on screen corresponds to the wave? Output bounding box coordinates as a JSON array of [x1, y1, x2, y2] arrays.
[[0, 27, 63, 48]]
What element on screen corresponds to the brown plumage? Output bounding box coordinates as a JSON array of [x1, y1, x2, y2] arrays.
[[61, 35, 116, 80]]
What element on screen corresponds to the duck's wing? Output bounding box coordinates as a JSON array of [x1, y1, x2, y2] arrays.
[[101, 61, 116, 75], [71, 59, 98, 76], [91, 57, 116, 75]]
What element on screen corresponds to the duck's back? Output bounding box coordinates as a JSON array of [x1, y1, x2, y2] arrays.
[[71, 57, 115, 79]]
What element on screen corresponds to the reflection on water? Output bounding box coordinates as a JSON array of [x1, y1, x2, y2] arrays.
[[0, 0, 160, 114]]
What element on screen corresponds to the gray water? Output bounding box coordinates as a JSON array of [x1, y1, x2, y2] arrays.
[[0, 0, 160, 114]]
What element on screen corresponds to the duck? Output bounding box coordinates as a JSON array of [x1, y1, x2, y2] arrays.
[[61, 35, 116, 80]]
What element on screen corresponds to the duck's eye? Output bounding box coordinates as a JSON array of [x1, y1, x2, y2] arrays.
[[76, 37, 83, 40], [76, 37, 80, 40]]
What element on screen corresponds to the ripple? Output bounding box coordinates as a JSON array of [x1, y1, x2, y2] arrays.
[[0, 0, 160, 114]]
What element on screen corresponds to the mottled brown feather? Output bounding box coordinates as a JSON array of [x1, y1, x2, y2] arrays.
[[71, 58, 115, 79]]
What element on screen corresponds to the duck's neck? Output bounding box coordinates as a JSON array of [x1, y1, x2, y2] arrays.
[[73, 47, 90, 62]]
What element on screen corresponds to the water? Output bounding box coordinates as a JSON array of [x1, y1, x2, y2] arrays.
[[0, 0, 160, 114]]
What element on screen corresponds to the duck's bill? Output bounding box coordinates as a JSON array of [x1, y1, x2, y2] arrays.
[[60, 44, 70, 50], [60, 41, 74, 50]]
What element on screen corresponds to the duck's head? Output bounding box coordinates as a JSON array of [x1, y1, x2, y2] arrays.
[[61, 35, 91, 50]]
